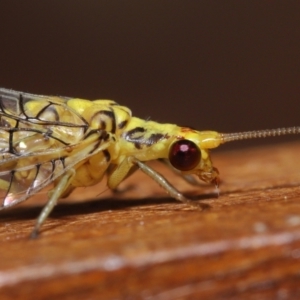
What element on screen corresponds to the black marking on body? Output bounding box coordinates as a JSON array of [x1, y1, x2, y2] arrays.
[[92, 110, 116, 134], [124, 127, 168, 149], [103, 149, 111, 162], [146, 133, 165, 147], [124, 127, 146, 149], [118, 119, 128, 129], [126, 127, 145, 136], [89, 136, 103, 154], [84, 129, 110, 141], [87, 130, 112, 154], [103, 131, 110, 141], [90, 139, 102, 154], [100, 120, 106, 130], [84, 129, 100, 139], [104, 110, 116, 133]]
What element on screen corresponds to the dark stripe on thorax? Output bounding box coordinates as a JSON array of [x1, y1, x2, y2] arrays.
[[92, 110, 116, 133], [123, 127, 168, 149], [118, 119, 128, 129], [123, 127, 146, 149]]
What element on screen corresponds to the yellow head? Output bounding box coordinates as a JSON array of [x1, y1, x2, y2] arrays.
[[164, 126, 300, 186], [166, 128, 222, 185]]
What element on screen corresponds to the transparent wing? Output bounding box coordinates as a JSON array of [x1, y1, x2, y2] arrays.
[[0, 88, 104, 208], [0, 88, 88, 128], [0, 159, 65, 208], [0, 131, 114, 208], [0, 88, 90, 155]]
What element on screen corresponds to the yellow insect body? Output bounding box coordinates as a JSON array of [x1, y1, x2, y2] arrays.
[[0, 88, 299, 237]]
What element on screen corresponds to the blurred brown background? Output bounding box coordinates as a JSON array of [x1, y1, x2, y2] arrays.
[[1, 1, 300, 149]]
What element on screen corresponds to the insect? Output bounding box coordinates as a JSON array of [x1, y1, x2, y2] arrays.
[[0, 88, 299, 238]]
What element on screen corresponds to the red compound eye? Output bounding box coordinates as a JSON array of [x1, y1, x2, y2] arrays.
[[169, 140, 201, 171]]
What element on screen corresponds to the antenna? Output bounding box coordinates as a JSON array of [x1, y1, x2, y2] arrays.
[[220, 127, 300, 144]]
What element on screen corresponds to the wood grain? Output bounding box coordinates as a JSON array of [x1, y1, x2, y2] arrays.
[[1, 142, 300, 299]]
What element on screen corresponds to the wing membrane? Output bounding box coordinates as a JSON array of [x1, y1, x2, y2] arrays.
[[0, 160, 63, 207], [0, 89, 107, 207], [0, 88, 88, 128], [0, 88, 90, 155]]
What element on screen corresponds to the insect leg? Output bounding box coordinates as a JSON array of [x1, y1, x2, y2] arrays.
[[30, 169, 76, 239], [131, 157, 210, 209], [108, 157, 210, 210]]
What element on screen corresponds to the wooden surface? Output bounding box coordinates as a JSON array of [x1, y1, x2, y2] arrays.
[[1, 142, 300, 299]]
